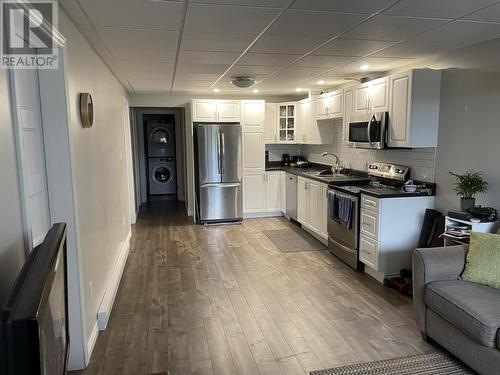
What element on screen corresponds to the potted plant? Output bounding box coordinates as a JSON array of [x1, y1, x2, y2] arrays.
[[449, 170, 488, 212]]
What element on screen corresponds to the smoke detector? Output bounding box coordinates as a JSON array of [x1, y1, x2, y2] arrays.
[[230, 76, 256, 88]]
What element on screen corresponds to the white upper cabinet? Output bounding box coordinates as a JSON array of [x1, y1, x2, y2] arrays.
[[241, 100, 264, 130], [343, 87, 354, 143], [354, 76, 389, 115], [192, 99, 240, 122], [316, 90, 343, 120], [300, 98, 334, 145], [242, 132, 264, 172], [277, 102, 296, 143], [192, 99, 218, 122], [388, 69, 441, 148], [264, 103, 277, 143]]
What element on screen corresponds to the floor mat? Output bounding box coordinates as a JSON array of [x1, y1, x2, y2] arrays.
[[263, 227, 327, 252], [310, 351, 475, 375]]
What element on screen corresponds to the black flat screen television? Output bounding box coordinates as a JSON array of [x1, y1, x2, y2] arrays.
[[1, 223, 69, 375]]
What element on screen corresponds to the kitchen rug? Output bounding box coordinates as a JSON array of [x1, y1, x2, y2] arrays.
[[263, 227, 326, 252], [310, 351, 475, 375]]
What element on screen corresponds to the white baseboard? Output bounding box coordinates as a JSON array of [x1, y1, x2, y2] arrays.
[[86, 321, 99, 364], [97, 229, 131, 331], [301, 225, 328, 245], [243, 211, 284, 219]]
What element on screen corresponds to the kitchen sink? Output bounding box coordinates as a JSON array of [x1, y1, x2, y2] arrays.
[[303, 170, 333, 177]]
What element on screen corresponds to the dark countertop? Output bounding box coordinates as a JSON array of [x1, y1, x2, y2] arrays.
[[265, 165, 369, 185], [266, 164, 436, 198]]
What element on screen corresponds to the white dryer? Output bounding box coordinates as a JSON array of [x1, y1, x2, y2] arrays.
[[148, 157, 176, 195]]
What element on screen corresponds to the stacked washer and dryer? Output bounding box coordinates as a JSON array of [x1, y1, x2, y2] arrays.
[[146, 120, 176, 196]]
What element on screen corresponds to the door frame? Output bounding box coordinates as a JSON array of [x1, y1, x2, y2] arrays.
[[122, 97, 136, 224], [131, 107, 185, 205]]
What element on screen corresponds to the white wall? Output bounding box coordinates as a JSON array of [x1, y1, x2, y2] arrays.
[[60, 10, 131, 339], [0, 70, 26, 305], [434, 69, 500, 212]]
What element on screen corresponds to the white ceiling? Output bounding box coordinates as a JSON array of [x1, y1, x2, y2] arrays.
[[59, 0, 500, 95]]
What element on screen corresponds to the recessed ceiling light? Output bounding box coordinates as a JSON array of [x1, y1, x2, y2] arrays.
[[317, 80, 324, 85], [253, 89, 259, 93], [213, 88, 220, 93], [296, 88, 303, 92], [360, 64, 369, 71]]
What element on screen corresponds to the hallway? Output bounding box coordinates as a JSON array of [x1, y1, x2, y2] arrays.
[[75, 202, 432, 375]]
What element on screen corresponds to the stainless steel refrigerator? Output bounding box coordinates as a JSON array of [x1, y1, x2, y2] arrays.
[[194, 123, 242, 223]]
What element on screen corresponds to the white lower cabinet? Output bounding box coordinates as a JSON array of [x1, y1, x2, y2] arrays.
[[297, 177, 328, 241], [243, 173, 266, 214], [243, 171, 282, 216], [265, 172, 280, 212], [359, 193, 435, 282], [280, 171, 286, 213]]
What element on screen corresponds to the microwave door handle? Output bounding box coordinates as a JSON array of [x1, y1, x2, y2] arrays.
[[367, 115, 372, 145]]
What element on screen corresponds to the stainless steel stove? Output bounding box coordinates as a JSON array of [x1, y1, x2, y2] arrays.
[[326, 162, 411, 270]]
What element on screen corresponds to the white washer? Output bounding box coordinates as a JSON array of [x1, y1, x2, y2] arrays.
[[148, 157, 176, 195]]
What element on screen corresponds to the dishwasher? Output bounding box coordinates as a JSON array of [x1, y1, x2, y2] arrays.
[[285, 173, 297, 220]]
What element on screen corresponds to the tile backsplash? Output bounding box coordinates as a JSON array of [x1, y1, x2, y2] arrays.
[[304, 122, 436, 182], [266, 122, 437, 182]]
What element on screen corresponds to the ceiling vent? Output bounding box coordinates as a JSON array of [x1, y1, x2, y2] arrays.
[[231, 77, 256, 88]]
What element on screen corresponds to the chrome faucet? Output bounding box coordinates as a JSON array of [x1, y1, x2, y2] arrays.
[[321, 152, 343, 175]]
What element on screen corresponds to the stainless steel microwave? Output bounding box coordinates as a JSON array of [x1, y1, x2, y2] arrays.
[[348, 112, 388, 149]]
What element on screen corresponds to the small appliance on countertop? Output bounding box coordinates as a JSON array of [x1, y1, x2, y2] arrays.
[[281, 153, 291, 166]]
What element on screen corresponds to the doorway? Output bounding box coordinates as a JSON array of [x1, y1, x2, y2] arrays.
[[131, 108, 185, 207]]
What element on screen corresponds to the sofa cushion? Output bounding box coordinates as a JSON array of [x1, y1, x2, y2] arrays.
[[461, 232, 500, 289], [425, 280, 500, 348]]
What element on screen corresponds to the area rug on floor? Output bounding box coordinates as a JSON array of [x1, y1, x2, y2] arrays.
[[310, 352, 475, 375], [263, 227, 326, 252]]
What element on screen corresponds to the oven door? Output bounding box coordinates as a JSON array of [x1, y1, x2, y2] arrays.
[[327, 189, 359, 250]]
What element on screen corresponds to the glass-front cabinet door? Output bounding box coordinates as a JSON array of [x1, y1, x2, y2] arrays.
[[278, 102, 296, 143]]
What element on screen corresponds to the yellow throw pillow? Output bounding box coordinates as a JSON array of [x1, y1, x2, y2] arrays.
[[461, 232, 500, 289]]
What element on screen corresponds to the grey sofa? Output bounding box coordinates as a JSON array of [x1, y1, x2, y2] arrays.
[[413, 245, 500, 375]]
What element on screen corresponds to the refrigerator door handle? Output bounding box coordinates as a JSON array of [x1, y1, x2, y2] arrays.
[[221, 132, 226, 176], [217, 130, 222, 175]]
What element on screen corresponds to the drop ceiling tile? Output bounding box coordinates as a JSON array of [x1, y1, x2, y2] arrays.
[[371, 41, 458, 58], [463, 3, 500, 23], [175, 73, 222, 81], [176, 63, 229, 75], [251, 35, 328, 54], [118, 61, 174, 79], [230, 65, 281, 75], [181, 32, 255, 52], [412, 20, 500, 45], [294, 55, 358, 68], [332, 57, 416, 75], [266, 10, 365, 38], [59, 0, 89, 24], [178, 51, 240, 64], [97, 27, 178, 49], [383, 0, 499, 19], [238, 53, 302, 66], [292, 0, 397, 14], [129, 78, 172, 92], [190, 0, 289, 7], [173, 80, 214, 90], [340, 16, 446, 41], [279, 66, 328, 76], [184, 3, 280, 34], [313, 39, 394, 56], [78, 0, 183, 30], [109, 47, 177, 63]]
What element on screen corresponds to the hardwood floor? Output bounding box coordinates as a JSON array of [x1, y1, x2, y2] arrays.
[[74, 202, 432, 375]]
